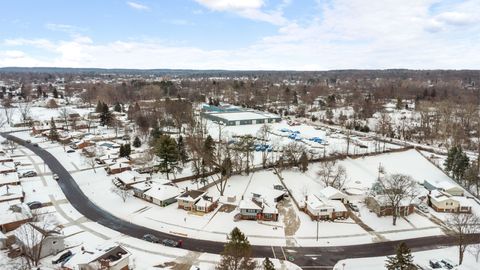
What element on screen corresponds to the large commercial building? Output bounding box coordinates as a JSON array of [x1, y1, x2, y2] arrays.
[[201, 107, 281, 126]]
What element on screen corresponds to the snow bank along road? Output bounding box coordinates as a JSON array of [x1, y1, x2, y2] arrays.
[[3, 132, 480, 269]]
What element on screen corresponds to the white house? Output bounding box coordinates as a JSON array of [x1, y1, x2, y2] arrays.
[[63, 243, 131, 270], [319, 186, 349, 203], [142, 184, 182, 207], [304, 194, 348, 220]]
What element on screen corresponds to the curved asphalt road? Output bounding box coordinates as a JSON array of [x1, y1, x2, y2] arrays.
[[3, 132, 480, 268]]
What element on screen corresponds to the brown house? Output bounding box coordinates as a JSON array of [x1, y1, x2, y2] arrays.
[[366, 195, 414, 217], [177, 189, 206, 211]]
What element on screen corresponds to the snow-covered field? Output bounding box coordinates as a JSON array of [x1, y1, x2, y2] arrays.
[[334, 246, 479, 270]]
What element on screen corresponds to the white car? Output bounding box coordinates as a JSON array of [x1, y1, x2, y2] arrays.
[[53, 174, 59, 180], [417, 204, 430, 213]]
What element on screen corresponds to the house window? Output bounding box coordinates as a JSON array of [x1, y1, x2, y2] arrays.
[[320, 209, 328, 212]]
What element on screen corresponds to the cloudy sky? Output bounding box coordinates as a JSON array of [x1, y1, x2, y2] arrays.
[[0, 0, 478, 70]]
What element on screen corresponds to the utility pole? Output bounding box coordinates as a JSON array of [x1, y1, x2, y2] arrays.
[[316, 218, 319, 242]]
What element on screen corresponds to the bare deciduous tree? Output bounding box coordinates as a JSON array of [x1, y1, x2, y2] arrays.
[[58, 107, 70, 131], [376, 174, 418, 226], [317, 160, 347, 189], [17, 100, 32, 123], [110, 185, 133, 202], [446, 213, 480, 265]]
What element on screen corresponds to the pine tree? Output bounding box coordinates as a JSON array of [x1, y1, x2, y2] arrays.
[[444, 146, 470, 180], [119, 144, 125, 157], [100, 103, 112, 126], [95, 100, 103, 113], [385, 242, 416, 270], [124, 144, 131, 157], [203, 135, 215, 166], [114, 102, 122, 112], [154, 135, 179, 179], [133, 136, 141, 148], [262, 257, 275, 270], [216, 227, 256, 270], [52, 88, 58, 98], [48, 117, 59, 141], [177, 135, 188, 164], [299, 151, 309, 172]]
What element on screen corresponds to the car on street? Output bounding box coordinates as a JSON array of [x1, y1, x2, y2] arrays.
[[25, 139, 31, 143], [142, 234, 160, 243], [66, 149, 75, 153], [32, 143, 39, 147], [417, 204, 430, 213], [22, 171, 37, 177], [27, 201, 43, 209], [53, 173, 59, 180], [162, 239, 182, 247]]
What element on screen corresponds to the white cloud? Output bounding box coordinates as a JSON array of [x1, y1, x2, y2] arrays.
[[45, 23, 85, 34], [194, 0, 287, 25], [127, 1, 150, 11], [1, 0, 479, 70]]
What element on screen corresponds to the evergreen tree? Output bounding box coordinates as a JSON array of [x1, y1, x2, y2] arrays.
[[119, 144, 125, 157], [124, 144, 131, 157], [100, 103, 112, 126], [203, 135, 216, 166], [149, 126, 163, 145], [154, 135, 179, 179], [52, 88, 58, 98], [299, 151, 309, 172], [95, 100, 103, 113], [385, 242, 416, 270], [114, 102, 122, 112], [262, 257, 275, 270], [133, 136, 141, 148], [48, 117, 59, 141], [444, 146, 470, 180], [216, 227, 256, 270], [177, 135, 188, 164]]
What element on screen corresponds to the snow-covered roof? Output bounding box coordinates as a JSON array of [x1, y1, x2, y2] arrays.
[[430, 190, 471, 207], [239, 199, 262, 210], [0, 172, 20, 186], [0, 201, 31, 225], [64, 243, 130, 269], [0, 185, 23, 202], [0, 162, 16, 172], [178, 189, 206, 202], [195, 196, 218, 208], [306, 195, 347, 212], [319, 186, 347, 200], [251, 187, 285, 202], [143, 184, 182, 202], [114, 170, 145, 185], [205, 111, 280, 122]]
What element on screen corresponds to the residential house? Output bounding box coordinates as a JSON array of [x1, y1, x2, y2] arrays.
[[238, 199, 278, 221], [365, 195, 415, 217], [0, 172, 20, 186], [15, 222, 66, 259], [177, 189, 207, 211], [112, 170, 148, 189], [107, 162, 132, 175], [304, 194, 348, 220], [428, 190, 472, 213], [319, 186, 349, 203], [0, 185, 24, 203], [142, 184, 182, 207], [63, 244, 131, 270], [0, 201, 32, 233], [0, 161, 16, 174], [195, 195, 219, 213], [424, 179, 464, 196]]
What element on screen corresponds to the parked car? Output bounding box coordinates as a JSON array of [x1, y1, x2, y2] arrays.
[[66, 149, 75, 153], [32, 143, 39, 147], [348, 203, 359, 212], [22, 171, 37, 177], [417, 204, 430, 213], [429, 259, 443, 269], [52, 250, 73, 264], [162, 239, 182, 247], [440, 259, 456, 269], [53, 174, 59, 180], [142, 234, 160, 243], [27, 201, 43, 210], [25, 139, 31, 143]]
